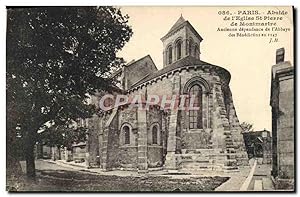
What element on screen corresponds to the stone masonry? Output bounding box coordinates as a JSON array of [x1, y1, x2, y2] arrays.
[[85, 16, 248, 173]]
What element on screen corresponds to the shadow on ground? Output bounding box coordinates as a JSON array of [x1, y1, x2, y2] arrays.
[[9, 169, 229, 192]]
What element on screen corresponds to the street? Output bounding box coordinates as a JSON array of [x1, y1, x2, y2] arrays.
[[13, 160, 229, 192]]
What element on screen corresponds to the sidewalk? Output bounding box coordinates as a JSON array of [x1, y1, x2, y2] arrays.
[[247, 163, 275, 191], [44, 159, 242, 179], [215, 166, 251, 191], [48, 158, 277, 191], [43, 159, 141, 177], [44, 159, 255, 191]]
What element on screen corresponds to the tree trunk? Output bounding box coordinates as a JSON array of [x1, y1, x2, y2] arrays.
[[24, 131, 36, 179], [6, 129, 23, 187], [57, 145, 61, 160]]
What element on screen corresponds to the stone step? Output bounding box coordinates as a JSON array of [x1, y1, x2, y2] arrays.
[[180, 160, 233, 167], [224, 162, 237, 167], [225, 141, 234, 145], [224, 158, 237, 162], [180, 167, 214, 171], [183, 161, 212, 165], [223, 169, 239, 173], [180, 154, 211, 158], [179, 153, 237, 159], [224, 131, 232, 135], [182, 149, 222, 154], [179, 159, 211, 164], [180, 165, 238, 172], [262, 177, 275, 190], [180, 165, 224, 171], [223, 166, 239, 170], [227, 155, 236, 159], [180, 161, 225, 167], [254, 180, 263, 191], [226, 148, 236, 153]]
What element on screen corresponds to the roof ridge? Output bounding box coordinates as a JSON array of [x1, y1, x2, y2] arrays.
[[167, 15, 186, 34], [126, 54, 151, 67], [129, 56, 212, 89]]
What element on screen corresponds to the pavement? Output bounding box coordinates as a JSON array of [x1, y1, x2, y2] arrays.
[[39, 159, 252, 191], [17, 160, 229, 192], [247, 163, 275, 191], [215, 166, 251, 191], [42, 159, 243, 179], [20, 159, 276, 191]]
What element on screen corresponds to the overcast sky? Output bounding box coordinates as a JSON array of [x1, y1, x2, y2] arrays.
[[117, 6, 293, 131]]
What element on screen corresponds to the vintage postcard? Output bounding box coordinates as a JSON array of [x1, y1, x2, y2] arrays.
[[6, 6, 294, 192]]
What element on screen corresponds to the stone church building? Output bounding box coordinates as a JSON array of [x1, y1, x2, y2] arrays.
[[86, 16, 248, 172]]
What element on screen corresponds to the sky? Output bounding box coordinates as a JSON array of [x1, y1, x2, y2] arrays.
[[117, 6, 293, 131]]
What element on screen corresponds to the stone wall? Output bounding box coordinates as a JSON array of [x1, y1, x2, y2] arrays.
[[118, 147, 138, 169], [182, 130, 211, 149], [126, 63, 248, 171], [87, 115, 100, 167], [270, 58, 294, 189], [124, 56, 157, 89], [147, 146, 163, 167], [90, 60, 248, 172], [118, 108, 138, 169], [277, 75, 294, 178], [106, 110, 120, 169]]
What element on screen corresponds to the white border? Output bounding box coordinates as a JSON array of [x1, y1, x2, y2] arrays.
[[0, 0, 298, 196]]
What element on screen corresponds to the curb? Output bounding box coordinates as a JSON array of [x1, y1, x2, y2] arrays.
[[239, 159, 257, 191]]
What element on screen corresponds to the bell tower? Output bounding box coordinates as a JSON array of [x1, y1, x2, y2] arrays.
[[161, 16, 203, 67]]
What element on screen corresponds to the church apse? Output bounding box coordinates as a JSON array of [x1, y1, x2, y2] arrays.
[[88, 16, 248, 173]]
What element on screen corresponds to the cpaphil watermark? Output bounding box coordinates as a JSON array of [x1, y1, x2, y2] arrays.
[[99, 94, 201, 111]]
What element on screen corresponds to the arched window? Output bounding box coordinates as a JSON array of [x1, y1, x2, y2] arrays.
[[152, 125, 158, 144], [123, 125, 130, 144], [176, 40, 182, 60], [188, 84, 203, 129], [167, 46, 172, 64]]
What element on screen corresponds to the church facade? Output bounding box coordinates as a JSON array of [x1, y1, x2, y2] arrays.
[[86, 16, 248, 172]]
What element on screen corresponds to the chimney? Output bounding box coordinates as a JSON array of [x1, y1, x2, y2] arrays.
[[276, 48, 285, 64]]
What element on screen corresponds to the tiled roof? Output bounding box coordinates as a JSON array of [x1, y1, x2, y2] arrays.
[[130, 56, 223, 89]]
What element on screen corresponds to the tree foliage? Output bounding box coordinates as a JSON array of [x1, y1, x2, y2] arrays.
[[39, 123, 87, 150], [240, 121, 254, 132], [6, 6, 132, 178]]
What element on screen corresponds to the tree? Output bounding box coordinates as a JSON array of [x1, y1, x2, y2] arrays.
[[39, 121, 88, 152], [6, 7, 132, 179], [240, 122, 254, 132]]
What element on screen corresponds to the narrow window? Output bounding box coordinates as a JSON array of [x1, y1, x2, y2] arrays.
[[176, 40, 182, 60], [124, 126, 130, 145], [168, 46, 172, 64], [152, 125, 158, 144], [188, 84, 203, 129]]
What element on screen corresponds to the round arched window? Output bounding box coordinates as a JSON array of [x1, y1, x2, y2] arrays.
[[168, 46, 173, 64], [188, 84, 203, 129], [123, 125, 130, 145], [152, 125, 158, 144], [176, 40, 182, 60]]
